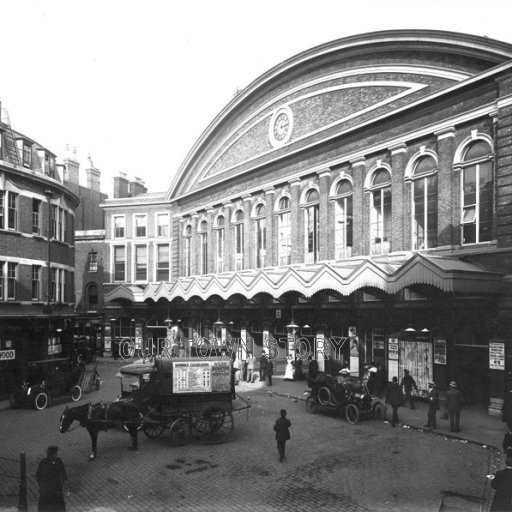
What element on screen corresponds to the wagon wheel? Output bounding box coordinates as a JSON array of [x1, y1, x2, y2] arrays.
[[143, 418, 165, 439], [305, 395, 318, 414], [169, 417, 192, 446], [71, 385, 82, 402], [373, 401, 387, 420], [345, 403, 360, 424], [195, 406, 234, 444], [34, 392, 49, 410]]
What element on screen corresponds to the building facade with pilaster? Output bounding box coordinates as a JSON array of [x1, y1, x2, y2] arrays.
[[104, 31, 512, 414]]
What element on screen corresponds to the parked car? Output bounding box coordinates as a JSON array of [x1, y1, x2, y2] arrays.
[[9, 357, 97, 410]]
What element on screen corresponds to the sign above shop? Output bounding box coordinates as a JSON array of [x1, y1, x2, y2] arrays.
[[489, 341, 505, 370]]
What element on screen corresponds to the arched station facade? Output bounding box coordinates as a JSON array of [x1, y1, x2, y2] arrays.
[[103, 30, 512, 413]]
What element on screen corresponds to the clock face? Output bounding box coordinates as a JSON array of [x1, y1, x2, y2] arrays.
[[269, 107, 293, 147], [273, 112, 290, 141]]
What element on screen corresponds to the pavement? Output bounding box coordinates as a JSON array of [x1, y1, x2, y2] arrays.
[[0, 356, 507, 511]]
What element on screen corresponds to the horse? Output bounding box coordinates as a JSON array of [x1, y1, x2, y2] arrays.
[[59, 400, 142, 460]]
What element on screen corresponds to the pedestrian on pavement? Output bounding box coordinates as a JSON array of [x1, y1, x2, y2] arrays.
[[503, 429, 512, 456], [246, 353, 254, 383], [36, 445, 67, 512], [400, 369, 418, 409], [445, 381, 464, 433], [308, 355, 319, 380], [284, 355, 294, 381], [424, 381, 439, 429], [365, 362, 378, 395], [293, 356, 304, 381], [375, 362, 387, 398], [266, 357, 273, 386], [385, 376, 404, 427], [489, 455, 512, 511], [259, 351, 268, 382], [273, 409, 291, 462]]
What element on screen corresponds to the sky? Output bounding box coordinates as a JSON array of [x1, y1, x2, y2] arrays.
[[1, 0, 512, 196]]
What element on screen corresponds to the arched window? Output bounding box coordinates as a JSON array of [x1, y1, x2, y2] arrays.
[[369, 168, 392, 255], [411, 155, 438, 250], [198, 220, 208, 275], [277, 196, 291, 266], [254, 204, 266, 268], [460, 140, 493, 244], [215, 215, 225, 273], [233, 210, 244, 271], [184, 224, 192, 277], [304, 188, 319, 263], [86, 283, 98, 310], [334, 179, 353, 259]]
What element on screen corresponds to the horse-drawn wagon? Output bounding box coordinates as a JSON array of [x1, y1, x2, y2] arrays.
[[60, 356, 250, 459], [119, 356, 249, 446]]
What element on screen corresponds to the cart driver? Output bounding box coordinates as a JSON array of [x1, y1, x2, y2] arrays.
[[334, 368, 353, 402]]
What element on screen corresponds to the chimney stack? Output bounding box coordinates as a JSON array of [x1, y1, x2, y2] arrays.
[[129, 177, 147, 197], [113, 172, 130, 198]]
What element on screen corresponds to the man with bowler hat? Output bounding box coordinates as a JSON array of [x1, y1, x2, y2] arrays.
[[445, 380, 464, 433], [385, 376, 404, 427], [273, 409, 291, 462], [36, 445, 67, 512]]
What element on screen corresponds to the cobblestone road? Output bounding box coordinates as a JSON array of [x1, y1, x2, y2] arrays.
[[0, 361, 497, 511]]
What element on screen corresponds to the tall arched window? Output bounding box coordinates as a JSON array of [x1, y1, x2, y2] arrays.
[[369, 168, 392, 255], [184, 224, 192, 277], [198, 220, 208, 275], [304, 188, 319, 263], [334, 179, 353, 259], [233, 210, 244, 271], [86, 283, 98, 310], [411, 155, 438, 250], [254, 204, 266, 268], [277, 196, 291, 266], [460, 140, 493, 244], [215, 215, 225, 273]]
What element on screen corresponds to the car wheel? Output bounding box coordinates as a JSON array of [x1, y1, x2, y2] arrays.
[[71, 385, 82, 402], [345, 403, 360, 424], [34, 392, 49, 410], [317, 386, 332, 406]]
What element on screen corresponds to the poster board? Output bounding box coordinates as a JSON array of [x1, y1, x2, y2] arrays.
[[172, 360, 231, 393], [433, 339, 447, 365], [489, 341, 505, 370]]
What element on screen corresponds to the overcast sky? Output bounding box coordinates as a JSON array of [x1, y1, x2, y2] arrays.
[[1, 0, 511, 196]]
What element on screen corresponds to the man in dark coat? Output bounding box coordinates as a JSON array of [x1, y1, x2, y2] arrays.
[[273, 409, 291, 462], [259, 352, 268, 382], [424, 381, 439, 429], [308, 356, 319, 382], [490, 456, 512, 511], [266, 357, 274, 386], [445, 381, 464, 433], [385, 376, 403, 427], [400, 369, 418, 409], [36, 445, 67, 512]]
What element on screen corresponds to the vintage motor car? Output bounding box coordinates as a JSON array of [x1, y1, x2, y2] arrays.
[[9, 357, 98, 410]]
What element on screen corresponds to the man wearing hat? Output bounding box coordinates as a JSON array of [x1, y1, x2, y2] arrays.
[[424, 381, 439, 429], [445, 380, 464, 433], [36, 445, 67, 511]]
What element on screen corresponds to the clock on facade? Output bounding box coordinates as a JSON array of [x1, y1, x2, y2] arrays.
[[269, 106, 293, 147]]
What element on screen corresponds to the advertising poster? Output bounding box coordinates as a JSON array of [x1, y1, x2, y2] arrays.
[[433, 339, 447, 365], [489, 341, 505, 370], [173, 360, 231, 393], [388, 338, 399, 360]]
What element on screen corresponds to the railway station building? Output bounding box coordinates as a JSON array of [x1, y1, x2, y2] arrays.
[[103, 30, 512, 415]]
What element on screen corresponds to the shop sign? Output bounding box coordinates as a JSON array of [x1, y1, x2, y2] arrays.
[[388, 338, 398, 360], [489, 341, 505, 370], [0, 349, 15, 361], [433, 339, 447, 365]]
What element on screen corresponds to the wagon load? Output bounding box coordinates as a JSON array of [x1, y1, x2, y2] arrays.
[[118, 356, 250, 445]]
